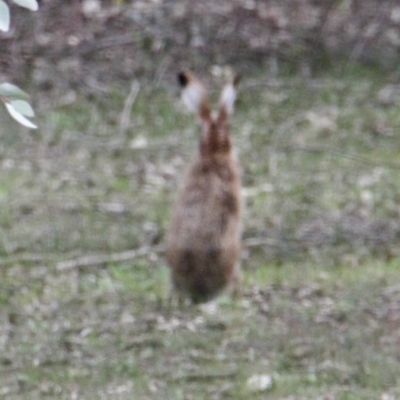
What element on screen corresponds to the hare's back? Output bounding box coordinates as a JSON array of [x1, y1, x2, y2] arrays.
[[173, 165, 240, 240]]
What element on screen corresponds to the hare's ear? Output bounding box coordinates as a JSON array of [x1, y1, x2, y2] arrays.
[[178, 71, 211, 122], [218, 74, 240, 119]]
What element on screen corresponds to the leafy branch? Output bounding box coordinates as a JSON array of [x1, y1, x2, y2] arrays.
[[0, 0, 38, 129]]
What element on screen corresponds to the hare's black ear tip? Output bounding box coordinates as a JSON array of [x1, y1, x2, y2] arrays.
[[177, 71, 188, 88], [233, 73, 241, 86]]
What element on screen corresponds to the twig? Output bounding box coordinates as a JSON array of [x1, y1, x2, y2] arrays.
[[279, 144, 400, 170], [0, 253, 48, 266], [347, 1, 390, 67], [56, 245, 164, 272], [119, 80, 140, 135]]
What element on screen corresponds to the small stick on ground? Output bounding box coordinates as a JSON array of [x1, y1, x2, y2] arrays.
[[56, 245, 164, 272], [119, 80, 140, 135]]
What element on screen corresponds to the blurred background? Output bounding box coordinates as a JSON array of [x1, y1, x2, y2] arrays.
[[0, 0, 399, 265], [4, 0, 400, 89]]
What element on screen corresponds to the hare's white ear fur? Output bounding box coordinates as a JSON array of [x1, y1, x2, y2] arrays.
[[178, 71, 207, 114], [218, 74, 240, 115], [219, 84, 236, 115]]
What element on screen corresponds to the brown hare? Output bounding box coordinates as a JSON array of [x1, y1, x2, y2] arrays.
[[166, 71, 242, 304]]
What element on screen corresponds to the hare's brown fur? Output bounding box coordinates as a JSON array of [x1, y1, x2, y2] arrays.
[[166, 71, 242, 304]]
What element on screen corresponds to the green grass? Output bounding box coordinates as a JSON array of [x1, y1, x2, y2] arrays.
[[2, 258, 400, 399], [1, 65, 400, 399]]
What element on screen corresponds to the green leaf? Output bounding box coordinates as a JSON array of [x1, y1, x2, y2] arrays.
[[9, 99, 35, 117], [0, 83, 30, 100], [0, 0, 10, 32], [11, 0, 38, 11], [4, 102, 37, 129]]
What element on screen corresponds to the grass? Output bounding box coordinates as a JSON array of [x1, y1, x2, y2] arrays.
[[4, 259, 400, 399], [1, 65, 400, 399]]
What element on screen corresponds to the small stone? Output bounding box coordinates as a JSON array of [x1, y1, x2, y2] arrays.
[[246, 374, 273, 392]]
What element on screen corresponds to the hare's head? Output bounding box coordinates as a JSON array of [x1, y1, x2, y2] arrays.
[[178, 71, 239, 158]]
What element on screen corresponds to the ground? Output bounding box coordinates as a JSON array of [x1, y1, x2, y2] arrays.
[[1, 63, 400, 399]]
